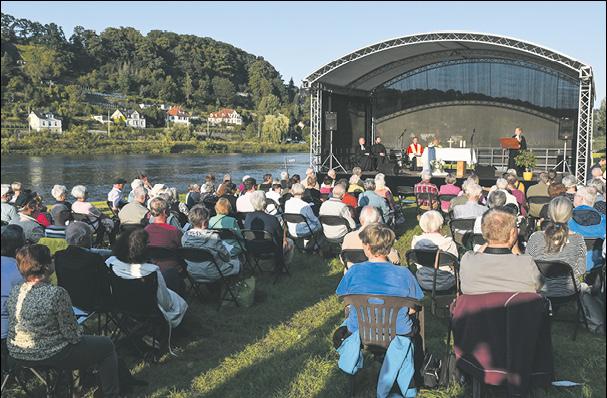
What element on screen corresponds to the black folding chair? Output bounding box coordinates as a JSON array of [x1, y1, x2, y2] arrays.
[[118, 223, 145, 235], [241, 229, 288, 283], [395, 186, 416, 205], [462, 232, 486, 252], [282, 213, 320, 253], [145, 246, 192, 301], [265, 198, 282, 215], [177, 247, 239, 310], [210, 228, 252, 273], [448, 218, 477, 252], [406, 249, 460, 315], [319, 215, 353, 246], [55, 249, 115, 336], [535, 260, 590, 340], [107, 265, 166, 362], [438, 194, 458, 218], [526, 196, 551, 219], [71, 212, 107, 247], [236, 212, 250, 229], [414, 191, 439, 216], [339, 249, 368, 272], [106, 200, 120, 218]]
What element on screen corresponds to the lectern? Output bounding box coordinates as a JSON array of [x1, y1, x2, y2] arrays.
[[499, 137, 521, 170]]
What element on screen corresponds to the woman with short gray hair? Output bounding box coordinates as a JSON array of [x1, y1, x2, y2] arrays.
[[70, 185, 114, 239], [410, 211, 458, 291], [181, 205, 240, 282]]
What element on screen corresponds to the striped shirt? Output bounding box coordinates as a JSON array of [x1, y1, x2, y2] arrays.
[[526, 232, 586, 297]]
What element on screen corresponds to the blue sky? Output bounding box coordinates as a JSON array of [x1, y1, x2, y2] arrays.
[[3, 1, 606, 104]]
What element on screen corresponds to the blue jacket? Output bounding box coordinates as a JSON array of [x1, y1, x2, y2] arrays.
[[337, 328, 417, 397], [568, 205, 606, 270]]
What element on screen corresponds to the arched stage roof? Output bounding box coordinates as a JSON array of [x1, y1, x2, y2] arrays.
[[303, 32, 591, 91], [303, 32, 595, 183]]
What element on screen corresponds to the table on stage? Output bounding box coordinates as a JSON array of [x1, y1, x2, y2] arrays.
[[421, 147, 477, 177]]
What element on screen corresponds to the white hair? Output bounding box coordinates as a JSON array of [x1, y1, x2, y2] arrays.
[[71, 185, 87, 199], [562, 175, 577, 189], [242, 175, 251, 182], [291, 183, 305, 196], [332, 184, 345, 199], [375, 173, 386, 190], [51, 185, 68, 201], [420, 171, 432, 181], [131, 179, 144, 190], [133, 186, 147, 200], [250, 190, 266, 211], [419, 210, 444, 233], [359, 206, 381, 225], [280, 171, 289, 180], [507, 168, 518, 177], [575, 186, 596, 207], [349, 175, 360, 185], [466, 183, 483, 198], [496, 178, 508, 190]]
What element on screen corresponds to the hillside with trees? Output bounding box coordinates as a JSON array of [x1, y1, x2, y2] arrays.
[[0, 12, 307, 152]]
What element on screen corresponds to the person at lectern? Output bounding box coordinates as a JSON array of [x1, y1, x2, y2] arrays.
[[371, 136, 387, 172], [354, 137, 373, 171], [406, 136, 424, 171], [507, 127, 527, 174]]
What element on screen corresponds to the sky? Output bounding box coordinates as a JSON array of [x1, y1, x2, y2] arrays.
[[3, 1, 606, 104]]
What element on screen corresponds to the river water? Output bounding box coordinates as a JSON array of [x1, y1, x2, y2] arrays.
[[0, 152, 310, 202]]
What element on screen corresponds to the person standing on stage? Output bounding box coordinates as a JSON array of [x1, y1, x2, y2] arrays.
[[371, 136, 387, 172], [507, 127, 527, 174], [354, 137, 373, 171], [406, 136, 424, 171]]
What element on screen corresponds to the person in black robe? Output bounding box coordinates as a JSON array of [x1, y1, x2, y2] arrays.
[[371, 136, 388, 172], [507, 127, 527, 174], [354, 137, 373, 171]]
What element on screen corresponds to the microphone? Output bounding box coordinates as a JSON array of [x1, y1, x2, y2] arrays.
[[399, 128, 407, 138]]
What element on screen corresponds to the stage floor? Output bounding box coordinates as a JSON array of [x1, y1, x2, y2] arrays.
[[333, 168, 539, 190]]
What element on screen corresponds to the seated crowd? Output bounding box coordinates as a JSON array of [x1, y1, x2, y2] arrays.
[[1, 161, 606, 396]]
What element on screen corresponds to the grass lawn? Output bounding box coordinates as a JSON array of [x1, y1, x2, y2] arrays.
[[4, 205, 605, 397]]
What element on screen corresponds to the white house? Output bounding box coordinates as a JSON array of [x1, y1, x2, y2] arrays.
[[92, 115, 111, 124], [27, 111, 62, 133], [138, 103, 153, 109], [126, 110, 146, 129], [111, 109, 146, 128], [166, 106, 190, 126], [208, 108, 243, 126]]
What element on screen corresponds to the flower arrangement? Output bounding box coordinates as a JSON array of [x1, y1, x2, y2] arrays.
[[431, 159, 446, 172]]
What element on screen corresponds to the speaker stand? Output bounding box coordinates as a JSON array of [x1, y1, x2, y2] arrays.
[[321, 130, 346, 173], [553, 140, 571, 174]]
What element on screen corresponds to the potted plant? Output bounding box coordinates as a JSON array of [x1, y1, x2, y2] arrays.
[[515, 150, 537, 181]]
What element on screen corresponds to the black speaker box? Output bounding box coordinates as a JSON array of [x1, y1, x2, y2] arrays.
[[558, 118, 575, 140], [324, 112, 337, 131], [474, 164, 497, 179]]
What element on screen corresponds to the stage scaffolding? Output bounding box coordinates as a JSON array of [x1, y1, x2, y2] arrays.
[[304, 32, 595, 184]]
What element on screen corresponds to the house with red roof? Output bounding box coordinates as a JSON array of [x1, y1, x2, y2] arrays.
[[165, 106, 190, 126]]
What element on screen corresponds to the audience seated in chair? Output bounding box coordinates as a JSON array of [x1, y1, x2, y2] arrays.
[[452, 183, 487, 220], [414, 171, 439, 211], [449, 175, 480, 210], [472, 190, 506, 235], [105, 228, 187, 329], [8, 190, 45, 244], [526, 197, 587, 298], [358, 179, 391, 221], [460, 208, 542, 294], [7, 244, 121, 397], [341, 206, 399, 271], [1, 225, 25, 342], [71, 185, 115, 242], [118, 186, 150, 226], [526, 172, 551, 217], [208, 198, 244, 257], [438, 174, 461, 212], [1, 184, 19, 224], [265, 179, 283, 216], [284, 183, 322, 238], [181, 206, 240, 282], [334, 223, 423, 395], [244, 191, 294, 268], [107, 178, 128, 213], [236, 178, 257, 213], [537, 183, 567, 222], [568, 186, 606, 271], [411, 211, 458, 291], [319, 184, 356, 241]]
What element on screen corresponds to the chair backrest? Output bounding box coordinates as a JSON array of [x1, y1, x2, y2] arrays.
[[343, 294, 422, 349], [177, 246, 216, 263], [438, 194, 458, 203], [415, 191, 438, 208], [265, 198, 282, 214], [449, 218, 477, 235], [236, 212, 250, 222], [211, 228, 240, 241], [241, 229, 279, 255], [405, 249, 437, 269], [145, 246, 180, 262], [106, 201, 119, 217], [340, 249, 368, 265], [282, 213, 314, 235], [584, 237, 604, 252], [526, 196, 551, 205], [108, 264, 160, 317], [396, 186, 415, 196], [55, 249, 112, 312], [319, 215, 352, 229], [119, 223, 145, 234], [534, 259, 574, 279], [462, 232, 486, 250]]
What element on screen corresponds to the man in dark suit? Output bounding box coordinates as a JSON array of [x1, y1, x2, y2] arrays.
[[354, 137, 372, 171], [371, 136, 387, 172], [508, 127, 527, 174]]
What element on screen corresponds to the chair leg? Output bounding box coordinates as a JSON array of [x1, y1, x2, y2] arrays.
[[349, 373, 355, 398], [472, 376, 482, 398]]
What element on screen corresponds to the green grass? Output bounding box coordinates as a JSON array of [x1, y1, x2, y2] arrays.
[[6, 206, 605, 397]]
